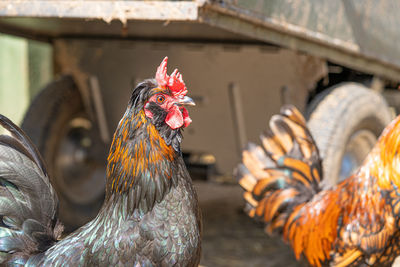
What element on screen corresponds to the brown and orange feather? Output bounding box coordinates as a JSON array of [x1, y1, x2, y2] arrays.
[[237, 105, 400, 267], [107, 110, 175, 196]]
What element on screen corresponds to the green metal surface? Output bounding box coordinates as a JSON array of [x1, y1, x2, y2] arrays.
[[28, 39, 53, 99], [0, 34, 52, 126], [0, 34, 29, 125]]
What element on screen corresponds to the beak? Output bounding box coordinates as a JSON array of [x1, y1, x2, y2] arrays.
[[177, 96, 196, 106]]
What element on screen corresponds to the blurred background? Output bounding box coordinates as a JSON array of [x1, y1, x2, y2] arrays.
[[0, 34, 52, 124], [1, 1, 400, 266]]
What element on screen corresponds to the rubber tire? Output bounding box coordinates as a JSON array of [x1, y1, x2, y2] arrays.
[[383, 89, 400, 114], [307, 83, 393, 188], [21, 76, 104, 231]]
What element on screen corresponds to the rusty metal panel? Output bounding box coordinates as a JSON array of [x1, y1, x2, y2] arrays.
[[0, 1, 244, 42], [1, 0, 400, 81], [0, 1, 200, 23], [200, 0, 400, 81], [217, 0, 400, 67]]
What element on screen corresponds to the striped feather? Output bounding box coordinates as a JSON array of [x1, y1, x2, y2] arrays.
[[236, 104, 400, 267], [237, 105, 322, 233]]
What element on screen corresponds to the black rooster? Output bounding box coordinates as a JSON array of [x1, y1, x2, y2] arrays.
[[0, 57, 201, 266]]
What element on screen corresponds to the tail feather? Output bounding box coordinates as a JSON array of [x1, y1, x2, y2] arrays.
[[0, 115, 61, 265], [0, 115, 47, 177], [237, 105, 322, 234]]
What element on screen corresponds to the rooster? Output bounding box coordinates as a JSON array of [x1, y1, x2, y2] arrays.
[[237, 105, 400, 267], [0, 57, 201, 266]]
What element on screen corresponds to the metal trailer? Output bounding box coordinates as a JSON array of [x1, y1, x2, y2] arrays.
[[0, 0, 399, 230]]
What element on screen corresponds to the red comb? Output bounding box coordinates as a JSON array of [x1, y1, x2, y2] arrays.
[[156, 57, 187, 97]]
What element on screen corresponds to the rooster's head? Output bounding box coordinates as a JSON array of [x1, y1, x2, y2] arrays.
[[125, 57, 195, 152], [129, 57, 194, 129]]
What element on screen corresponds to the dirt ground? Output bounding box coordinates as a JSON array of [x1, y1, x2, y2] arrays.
[[194, 181, 304, 267]]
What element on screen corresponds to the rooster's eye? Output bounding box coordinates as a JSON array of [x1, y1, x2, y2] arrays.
[[156, 95, 165, 104]]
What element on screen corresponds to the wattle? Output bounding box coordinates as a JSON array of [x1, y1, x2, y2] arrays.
[[182, 107, 192, 127], [165, 106, 191, 129]]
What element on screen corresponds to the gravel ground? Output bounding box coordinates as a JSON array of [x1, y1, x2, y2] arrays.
[[195, 181, 304, 267]]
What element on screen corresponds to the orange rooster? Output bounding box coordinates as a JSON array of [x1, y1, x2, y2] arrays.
[[237, 105, 400, 267]]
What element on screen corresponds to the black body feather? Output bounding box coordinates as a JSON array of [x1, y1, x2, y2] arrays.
[[0, 115, 61, 266]]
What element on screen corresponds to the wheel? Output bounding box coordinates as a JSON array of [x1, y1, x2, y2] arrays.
[[383, 89, 400, 114], [307, 83, 393, 188], [21, 76, 107, 231]]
